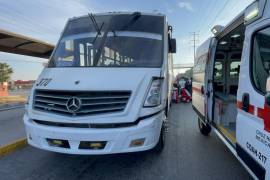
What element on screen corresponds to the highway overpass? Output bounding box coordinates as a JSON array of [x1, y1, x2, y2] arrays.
[[173, 63, 194, 69]]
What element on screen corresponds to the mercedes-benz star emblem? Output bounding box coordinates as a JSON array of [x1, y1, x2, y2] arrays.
[[66, 97, 82, 113]]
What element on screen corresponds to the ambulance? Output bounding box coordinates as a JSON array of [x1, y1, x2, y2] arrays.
[[23, 12, 176, 155], [192, 0, 270, 179]]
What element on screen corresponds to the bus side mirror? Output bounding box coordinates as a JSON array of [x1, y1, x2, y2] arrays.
[[169, 38, 176, 53]]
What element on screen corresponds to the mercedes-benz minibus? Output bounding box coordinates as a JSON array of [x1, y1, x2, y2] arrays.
[[24, 12, 176, 155]]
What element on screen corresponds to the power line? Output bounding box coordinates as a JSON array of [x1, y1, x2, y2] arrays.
[[0, 16, 44, 36], [0, 3, 58, 33], [199, 0, 237, 40], [227, 0, 245, 17], [203, 0, 231, 34], [190, 32, 200, 62], [195, 0, 219, 32], [0, 7, 56, 35], [196, 0, 220, 32]]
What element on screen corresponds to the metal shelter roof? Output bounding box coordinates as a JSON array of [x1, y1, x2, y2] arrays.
[[0, 29, 54, 59]]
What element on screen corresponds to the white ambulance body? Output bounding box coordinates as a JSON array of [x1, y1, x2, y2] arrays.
[[23, 12, 176, 155], [193, 1, 270, 179]]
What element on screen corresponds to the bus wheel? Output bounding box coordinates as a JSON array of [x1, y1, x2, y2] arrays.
[[152, 123, 165, 153], [198, 117, 211, 136]]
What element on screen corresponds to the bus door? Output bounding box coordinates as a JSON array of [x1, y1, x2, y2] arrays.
[[193, 38, 212, 121], [205, 38, 217, 122]]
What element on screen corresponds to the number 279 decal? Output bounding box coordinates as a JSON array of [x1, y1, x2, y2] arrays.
[[36, 78, 52, 87]]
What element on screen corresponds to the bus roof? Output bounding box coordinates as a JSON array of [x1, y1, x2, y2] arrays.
[[69, 12, 166, 21]]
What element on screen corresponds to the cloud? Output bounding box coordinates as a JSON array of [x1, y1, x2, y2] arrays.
[[177, 2, 194, 12]]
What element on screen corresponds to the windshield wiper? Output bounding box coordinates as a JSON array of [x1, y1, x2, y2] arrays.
[[120, 12, 141, 31], [93, 12, 141, 66], [88, 13, 104, 44], [89, 13, 100, 33], [109, 12, 142, 38], [91, 16, 112, 66]]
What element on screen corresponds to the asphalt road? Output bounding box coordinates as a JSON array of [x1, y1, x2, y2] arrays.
[[0, 108, 25, 146], [0, 103, 251, 180]]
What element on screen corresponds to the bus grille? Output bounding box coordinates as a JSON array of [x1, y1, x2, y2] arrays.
[[33, 90, 131, 116]]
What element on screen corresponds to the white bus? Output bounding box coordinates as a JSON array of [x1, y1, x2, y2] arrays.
[[192, 1, 270, 179], [23, 12, 176, 155]]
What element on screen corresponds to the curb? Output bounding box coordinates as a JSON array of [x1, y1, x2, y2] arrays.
[[0, 105, 25, 112], [0, 103, 25, 112], [0, 138, 27, 157]]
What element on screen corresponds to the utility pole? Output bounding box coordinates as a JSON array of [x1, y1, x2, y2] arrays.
[[190, 32, 200, 62]]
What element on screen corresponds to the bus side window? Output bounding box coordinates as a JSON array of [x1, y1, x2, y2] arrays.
[[214, 61, 223, 80], [251, 27, 270, 94], [214, 61, 224, 93], [230, 61, 241, 78]]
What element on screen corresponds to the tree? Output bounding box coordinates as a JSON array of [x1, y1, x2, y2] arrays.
[[0, 63, 13, 83], [183, 68, 193, 78], [177, 68, 193, 79]]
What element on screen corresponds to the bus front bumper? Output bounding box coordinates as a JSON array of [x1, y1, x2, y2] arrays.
[[23, 112, 164, 155]]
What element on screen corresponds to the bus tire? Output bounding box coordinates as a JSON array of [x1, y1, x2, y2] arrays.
[[198, 117, 211, 136], [152, 123, 165, 153]]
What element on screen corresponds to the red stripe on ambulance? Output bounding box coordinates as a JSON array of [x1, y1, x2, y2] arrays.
[[236, 101, 255, 114], [237, 101, 270, 133], [257, 104, 270, 133]]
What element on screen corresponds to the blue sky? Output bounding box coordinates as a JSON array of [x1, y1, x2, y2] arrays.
[[0, 0, 254, 80]]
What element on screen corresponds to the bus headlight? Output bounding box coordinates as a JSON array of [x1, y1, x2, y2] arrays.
[[144, 79, 162, 107]]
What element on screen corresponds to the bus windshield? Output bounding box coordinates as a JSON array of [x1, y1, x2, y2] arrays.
[[49, 14, 164, 68]]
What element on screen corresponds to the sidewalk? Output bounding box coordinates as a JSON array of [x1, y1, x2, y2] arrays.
[[0, 107, 26, 147], [0, 95, 26, 104], [0, 96, 26, 111]]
